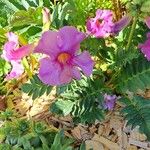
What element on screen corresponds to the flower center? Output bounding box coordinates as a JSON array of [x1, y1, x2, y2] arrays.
[[57, 52, 71, 64], [96, 19, 103, 27]]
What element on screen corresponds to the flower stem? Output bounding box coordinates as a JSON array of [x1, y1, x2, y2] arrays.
[[126, 15, 138, 51]]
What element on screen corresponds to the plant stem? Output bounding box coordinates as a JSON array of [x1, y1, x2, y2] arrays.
[[126, 15, 138, 51]]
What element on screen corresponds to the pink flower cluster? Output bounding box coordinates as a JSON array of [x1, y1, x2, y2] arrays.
[[4, 9, 149, 85], [86, 9, 131, 38], [2, 32, 33, 79], [2, 27, 94, 85]]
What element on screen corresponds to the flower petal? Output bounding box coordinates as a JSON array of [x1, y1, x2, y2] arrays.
[[3, 43, 34, 61], [104, 93, 117, 110], [86, 19, 93, 33], [73, 51, 94, 76], [145, 16, 150, 28], [72, 67, 81, 80], [147, 32, 150, 38], [138, 32, 150, 61], [7, 32, 18, 44], [2, 41, 16, 60], [38, 57, 74, 85], [34, 31, 60, 59], [38, 57, 62, 85], [113, 15, 132, 34], [6, 60, 24, 79], [58, 26, 86, 53], [59, 65, 72, 84], [96, 9, 113, 21], [138, 34, 150, 61]]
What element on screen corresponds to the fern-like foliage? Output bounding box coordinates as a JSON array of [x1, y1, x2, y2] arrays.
[[114, 48, 139, 68], [21, 75, 53, 100], [50, 73, 105, 124], [120, 95, 150, 140], [115, 56, 150, 93]]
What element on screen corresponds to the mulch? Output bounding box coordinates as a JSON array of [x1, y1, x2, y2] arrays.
[[1, 88, 150, 150]]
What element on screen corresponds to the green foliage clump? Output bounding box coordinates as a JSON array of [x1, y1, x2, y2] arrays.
[[0, 109, 75, 149], [120, 95, 150, 140], [115, 56, 150, 93], [50, 73, 106, 124]]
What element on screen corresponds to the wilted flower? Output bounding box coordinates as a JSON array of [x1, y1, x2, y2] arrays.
[[2, 32, 33, 79], [42, 7, 50, 25], [34, 26, 94, 86], [145, 16, 150, 28], [103, 93, 117, 110], [86, 9, 114, 38], [138, 32, 150, 61], [86, 9, 131, 38]]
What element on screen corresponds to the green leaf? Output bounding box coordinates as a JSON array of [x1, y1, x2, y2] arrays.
[[21, 83, 33, 93], [39, 86, 47, 97], [0, 58, 11, 77], [50, 130, 63, 150], [51, 99, 74, 116], [80, 142, 86, 150]]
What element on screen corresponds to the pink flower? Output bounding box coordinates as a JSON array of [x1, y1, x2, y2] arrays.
[[2, 32, 33, 79], [104, 94, 117, 110], [86, 9, 114, 38], [34, 26, 94, 86], [138, 33, 150, 61], [2, 32, 33, 61], [86, 9, 131, 38], [145, 16, 150, 28]]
